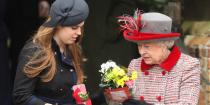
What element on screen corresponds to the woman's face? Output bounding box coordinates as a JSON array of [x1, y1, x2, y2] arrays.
[[54, 21, 84, 45], [138, 42, 169, 65]]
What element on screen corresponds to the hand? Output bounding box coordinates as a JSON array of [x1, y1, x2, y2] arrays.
[[104, 90, 128, 104], [45, 103, 52, 105], [123, 99, 150, 105]]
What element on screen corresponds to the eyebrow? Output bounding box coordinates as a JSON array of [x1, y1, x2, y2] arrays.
[[73, 24, 83, 27]]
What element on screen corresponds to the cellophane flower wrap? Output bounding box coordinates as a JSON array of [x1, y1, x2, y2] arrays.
[[72, 84, 92, 105], [99, 60, 138, 100]]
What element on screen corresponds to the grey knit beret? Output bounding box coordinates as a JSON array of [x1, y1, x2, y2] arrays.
[[43, 0, 89, 27]]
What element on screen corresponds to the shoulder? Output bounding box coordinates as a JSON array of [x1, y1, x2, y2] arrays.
[[128, 57, 142, 70], [22, 40, 42, 51], [129, 57, 141, 65], [179, 53, 200, 66], [18, 40, 43, 59], [178, 53, 200, 72]]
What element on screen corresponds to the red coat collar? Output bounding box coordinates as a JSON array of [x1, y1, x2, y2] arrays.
[[141, 45, 181, 72]]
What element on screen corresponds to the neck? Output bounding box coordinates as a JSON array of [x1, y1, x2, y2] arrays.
[[158, 49, 171, 64], [53, 36, 65, 53]]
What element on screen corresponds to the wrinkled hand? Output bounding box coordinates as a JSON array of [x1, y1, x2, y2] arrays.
[[45, 103, 52, 105], [123, 99, 150, 105], [104, 90, 128, 104]]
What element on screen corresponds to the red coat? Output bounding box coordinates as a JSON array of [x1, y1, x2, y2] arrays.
[[128, 47, 200, 105]]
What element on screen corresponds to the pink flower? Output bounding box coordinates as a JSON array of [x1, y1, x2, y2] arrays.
[[125, 80, 134, 88]]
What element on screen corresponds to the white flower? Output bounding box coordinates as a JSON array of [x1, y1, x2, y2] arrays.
[[99, 61, 117, 73], [107, 61, 117, 68]]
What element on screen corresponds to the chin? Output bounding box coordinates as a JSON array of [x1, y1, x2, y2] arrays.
[[66, 41, 74, 45], [145, 62, 153, 65], [144, 60, 153, 65]]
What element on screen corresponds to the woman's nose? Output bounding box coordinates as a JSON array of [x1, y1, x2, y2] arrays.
[[138, 47, 146, 55], [139, 49, 144, 55], [76, 28, 82, 35]]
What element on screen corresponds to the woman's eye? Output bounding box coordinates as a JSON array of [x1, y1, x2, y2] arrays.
[[144, 45, 150, 48]]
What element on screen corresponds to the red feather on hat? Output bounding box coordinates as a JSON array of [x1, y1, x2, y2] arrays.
[[117, 9, 143, 34]]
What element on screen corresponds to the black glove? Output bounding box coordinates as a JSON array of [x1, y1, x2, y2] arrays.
[[52, 103, 83, 105], [123, 99, 151, 105]]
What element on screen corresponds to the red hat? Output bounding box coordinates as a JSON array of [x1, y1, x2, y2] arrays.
[[117, 9, 180, 43]]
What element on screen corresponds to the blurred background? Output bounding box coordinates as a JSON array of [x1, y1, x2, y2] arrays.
[[0, 0, 210, 104]]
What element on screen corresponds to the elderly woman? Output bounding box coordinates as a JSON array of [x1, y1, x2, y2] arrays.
[[114, 10, 201, 105]]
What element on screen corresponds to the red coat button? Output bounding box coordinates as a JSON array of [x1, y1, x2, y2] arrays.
[[144, 71, 149, 75], [156, 96, 162, 102], [162, 71, 166, 76], [139, 96, 144, 101]]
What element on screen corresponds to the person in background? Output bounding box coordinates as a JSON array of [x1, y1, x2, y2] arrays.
[[7, 0, 53, 87], [106, 9, 201, 105], [13, 0, 89, 104]]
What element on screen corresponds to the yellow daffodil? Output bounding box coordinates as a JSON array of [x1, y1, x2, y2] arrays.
[[99, 61, 138, 88], [122, 75, 129, 81], [130, 71, 138, 80], [118, 69, 126, 76], [115, 78, 125, 87]]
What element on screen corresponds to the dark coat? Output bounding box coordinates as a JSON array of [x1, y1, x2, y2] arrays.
[[13, 40, 78, 105], [123, 99, 150, 105]]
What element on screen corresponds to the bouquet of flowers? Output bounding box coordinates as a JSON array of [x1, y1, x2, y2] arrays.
[[99, 60, 138, 100]]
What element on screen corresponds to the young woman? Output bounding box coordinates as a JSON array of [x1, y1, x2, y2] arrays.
[[13, 0, 89, 104]]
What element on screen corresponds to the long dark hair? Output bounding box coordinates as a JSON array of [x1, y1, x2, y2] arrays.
[[23, 24, 84, 83]]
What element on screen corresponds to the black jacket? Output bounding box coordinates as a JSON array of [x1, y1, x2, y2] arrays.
[[13, 40, 78, 105]]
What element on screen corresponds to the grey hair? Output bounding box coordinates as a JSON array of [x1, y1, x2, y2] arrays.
[[159, 41, 175, 49], [137, 40, 175, 49]]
